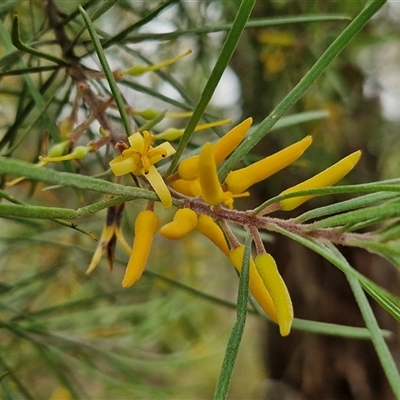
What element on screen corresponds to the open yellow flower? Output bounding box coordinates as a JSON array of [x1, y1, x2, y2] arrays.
[[109, 131, 176, 209]]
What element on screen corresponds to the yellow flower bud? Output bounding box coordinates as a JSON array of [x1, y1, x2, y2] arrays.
[[198, 142, 223, 206], [254, 253, 293, 336], [280, 150, 362, 211], [229, 245, 278, 322], [177, 118, 252, 181], [159, 208, 198, 240], [225, 135, 312, 194], [122, 210, 159, 288], [196, 215, 230, 256]]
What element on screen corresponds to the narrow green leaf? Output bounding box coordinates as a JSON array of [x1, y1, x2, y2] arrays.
[[346, 275, 400, 398], [214, 234, 251, 400], [309, 200, 400, 229], [0, 157, 157, 200], [11, 13, 69, 66], [269, 109, 328, 131], [119, 15, 351, 43], [296, 192, 400, 223], [0, 20, 60, 144], [168, 0, 256, 175], [79, 5, 132, 137], [0, 65, 58, 77], [68, 0, 121, 50], [253, 180, 400, 215]]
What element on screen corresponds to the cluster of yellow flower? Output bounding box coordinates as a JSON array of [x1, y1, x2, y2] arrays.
[[24, 50, 361, 337], [91, 118, 361, 336]]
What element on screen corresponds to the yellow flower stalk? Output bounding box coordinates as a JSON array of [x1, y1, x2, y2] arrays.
[[198, 142, 224, 206], [225, 135, 312, 194], [159, 208, 198, 240], [178, 117, 252, 181], [229, 245, 278, 323], [109, 131, 176, 209], [196, 214, 230, 256], [122, 209, 159, 288], [279, 150, 362, 211], [254, 253, 293, 336]]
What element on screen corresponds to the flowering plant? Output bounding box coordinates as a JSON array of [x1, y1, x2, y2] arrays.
[[0, 0, 399, 399]]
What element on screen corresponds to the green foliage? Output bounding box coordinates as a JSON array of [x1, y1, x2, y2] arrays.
[[1, 0, 400, 399]]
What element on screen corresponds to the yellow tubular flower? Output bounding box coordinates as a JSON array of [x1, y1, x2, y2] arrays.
[[109, 131, 176, 209], [178, 118, 252, 181], [225, 135, 313, 194], [280, 150, 362, 211], [159, 208, 198, 240], [229, 245, 278, 322], [196, 215, 230, 256], [198, 142, 224, 206], [122, 210, 159, 288], [254, 253, 293, 336]]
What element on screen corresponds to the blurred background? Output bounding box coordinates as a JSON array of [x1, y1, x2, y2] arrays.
[[1, 0, 400, 398]]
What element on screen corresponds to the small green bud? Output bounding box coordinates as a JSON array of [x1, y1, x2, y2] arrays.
[[133, 108, 160, 120], [47, 140, 71, 158], [154, 128, 184, 141]]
